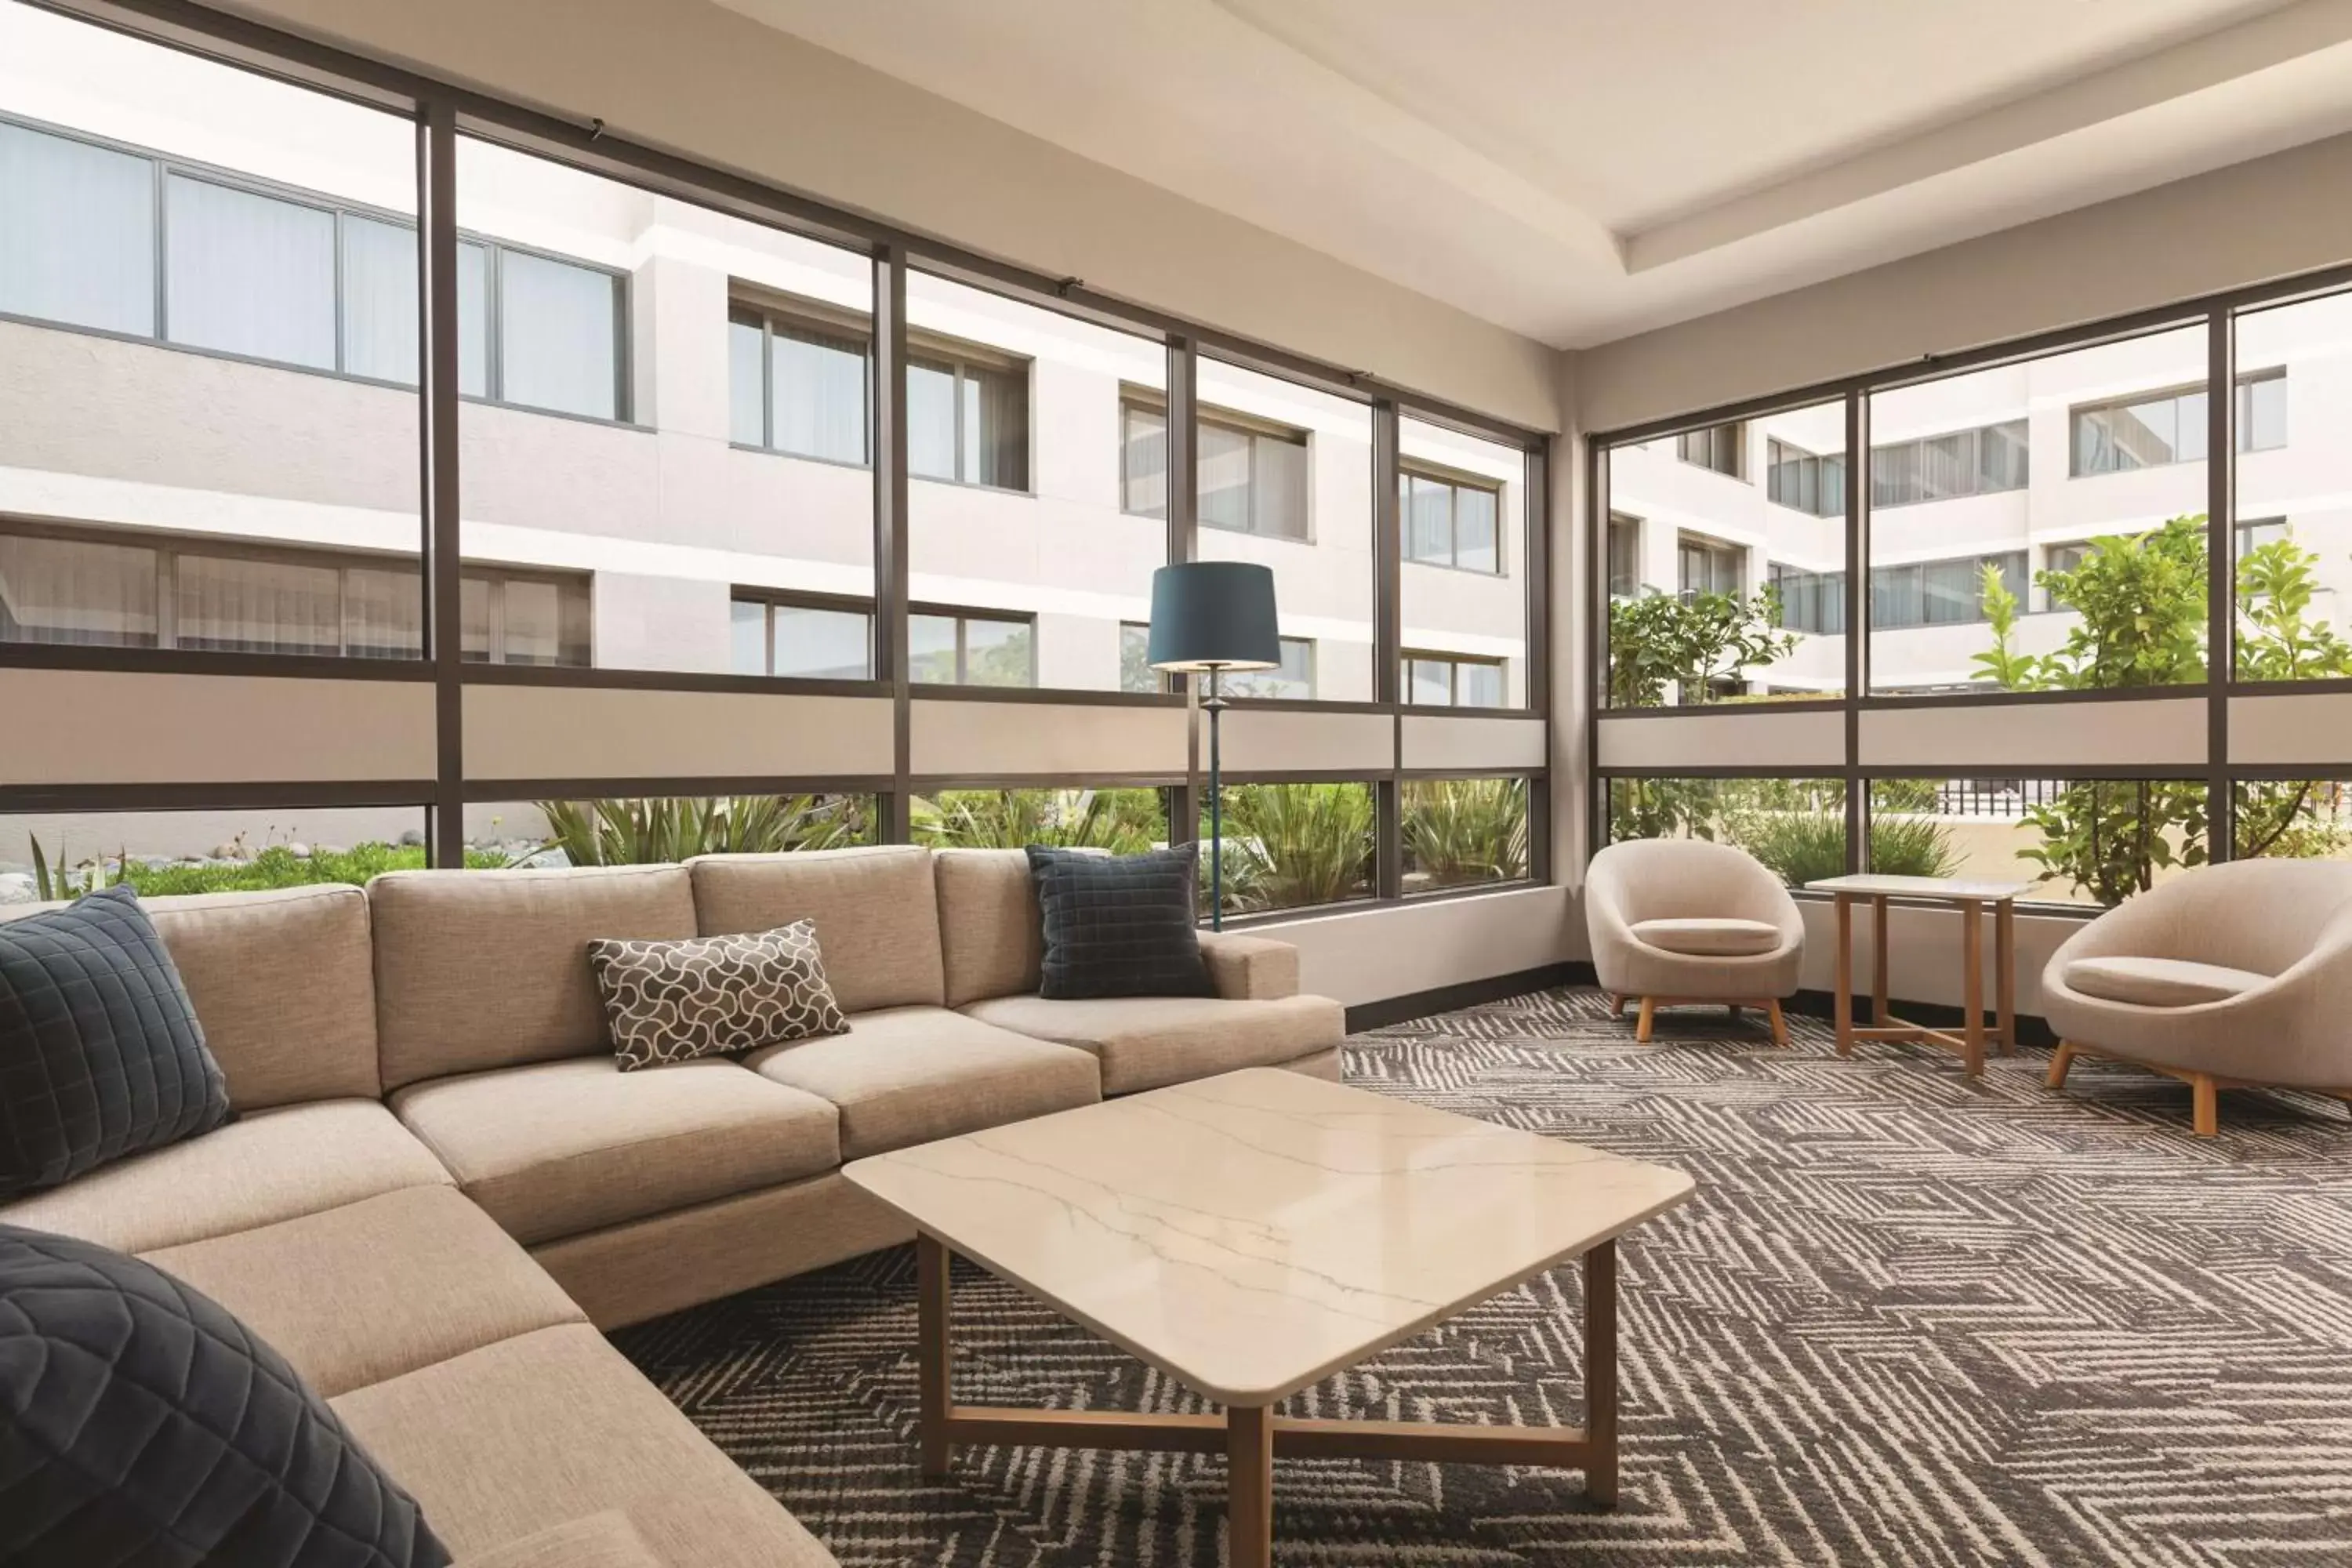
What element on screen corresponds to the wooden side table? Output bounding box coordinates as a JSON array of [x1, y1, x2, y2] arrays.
[[1806, 874, 2033, 1078]]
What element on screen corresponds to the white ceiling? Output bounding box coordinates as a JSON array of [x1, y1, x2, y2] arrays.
[[715, 0, 2352, 349]]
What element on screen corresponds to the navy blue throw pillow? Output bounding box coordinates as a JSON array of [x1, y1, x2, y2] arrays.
[[1026, 844, 1216, 1001], [0, 1224, 452, 1567], [0, 884, 230, 1198]]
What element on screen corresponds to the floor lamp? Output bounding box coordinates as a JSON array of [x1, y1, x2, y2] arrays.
[[1145, 561, 1282, 931]]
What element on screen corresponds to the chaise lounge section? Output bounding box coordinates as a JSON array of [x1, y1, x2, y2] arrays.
[[0, 844, 1344, 1566]]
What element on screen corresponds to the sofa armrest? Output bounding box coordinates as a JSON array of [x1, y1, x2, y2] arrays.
[[1196, 931, 1300, 1000]]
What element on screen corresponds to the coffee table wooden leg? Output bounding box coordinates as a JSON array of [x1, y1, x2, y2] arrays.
[[1871, 895, 1889, 1027], [917, 1233, 953, 1479], [1226, 1403, 1274, 1568], [1584, 1240, 1618, 1509], [1995, 899, 2016, 1055], [1833, 895, 1854, 1056], [1960, 900, 1985, 1078]]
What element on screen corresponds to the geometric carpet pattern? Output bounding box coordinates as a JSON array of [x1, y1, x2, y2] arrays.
[[614, 987, 2352, 1566]]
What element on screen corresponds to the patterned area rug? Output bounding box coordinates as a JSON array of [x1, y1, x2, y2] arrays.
[[613, 988, 2352, 1566]]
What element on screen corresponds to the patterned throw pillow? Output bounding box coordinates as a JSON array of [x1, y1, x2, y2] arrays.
[[1026, 844, 1216, 1001], [0, 884, 231, 1198], [587, 920, 848, 1072]]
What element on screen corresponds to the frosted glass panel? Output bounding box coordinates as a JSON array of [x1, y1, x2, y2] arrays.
[[165, 174, 335, 368], [0, 121, 154, 336]]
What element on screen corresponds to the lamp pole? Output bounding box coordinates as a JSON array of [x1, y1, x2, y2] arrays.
[[1204, 663, 1227, 931]]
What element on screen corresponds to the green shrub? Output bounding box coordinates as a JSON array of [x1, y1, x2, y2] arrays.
[[1722, 807, 1958, 887], [533, 795, 869, 866], [1209, 782, 1374, 915], [1402, 778, 1527, 887], [911, 789, 1162, 854]]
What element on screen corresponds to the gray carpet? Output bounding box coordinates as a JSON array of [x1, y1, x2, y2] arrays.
[[614, 988, 2352, 1566]]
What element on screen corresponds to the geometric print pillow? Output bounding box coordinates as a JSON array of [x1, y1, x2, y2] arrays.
[[586, 920, 848, 1073]]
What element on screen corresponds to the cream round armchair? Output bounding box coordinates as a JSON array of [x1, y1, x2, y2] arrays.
[[2042, 858, 2352, 1135], [1585, 838, 1805, 1044]]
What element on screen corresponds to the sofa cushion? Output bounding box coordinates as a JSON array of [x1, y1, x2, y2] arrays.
[[1629, 916, 1783, 957], [0, 1223, 451, 1568], [0, 1098, 450, 1255], [457, 1512, 663, 1568], [589, 920, 848, 1072], [391, 1058, 839, 1246], [935, 848, 1042, 1007], [690, 847, 945, 1012], [370, 866, 699, 1091], [0, 885, 230, 1198], [140, 1186, 585, 1399], [961, 993, 1345, 1096], [1027, 844, 1214, 1000], [2063, 954, 2268, 1009], [331, 1324, 837, 1568], [746, 1005, 1099, 1160], [1, 883, 383, 1110]]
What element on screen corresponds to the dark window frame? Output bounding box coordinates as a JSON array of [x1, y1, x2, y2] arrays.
[[1399, 460, 1506, 575], [1403, 648, 1507, 708], [2068, 368, 2285, 477]]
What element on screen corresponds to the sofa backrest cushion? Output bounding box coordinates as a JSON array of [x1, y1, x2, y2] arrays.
[[935, 848, 1042, 1007], [688, 847, 944, 1013], [0, 884, 380, 1112], [369, 866, 696, 1091]]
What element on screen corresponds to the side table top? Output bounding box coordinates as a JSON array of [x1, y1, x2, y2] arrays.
[[1806, 873, 2035, 902]]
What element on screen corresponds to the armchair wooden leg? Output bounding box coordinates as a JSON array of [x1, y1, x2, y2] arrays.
[[1635, 997, 1656, 1043], [2191, 1073, 2220, 1138], [1766, 999, 1788, 1047], [1607, 993, 1627, 1018], [2046, 1041, 2077, 1090], [1726, 1004, 1741, 1022]]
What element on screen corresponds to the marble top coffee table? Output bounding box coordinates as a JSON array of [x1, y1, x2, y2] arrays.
[[843, 1067, 1694, 1567]]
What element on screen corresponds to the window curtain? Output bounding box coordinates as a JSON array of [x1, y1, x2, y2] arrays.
[[165, 174, 336, 368], [1455, 485, 1498, 572], [340, 213, 419, 385], [772, 322, 868, 466], [1198, 421, 1252, 531], [1251, 433, 1308, 539], [0, 122, 154, 336], [343, 564, 421, 659], [1123, 405, 1167, 518], [0, 534, 158, 646], [907, 360, 957, 481], [1404, 475, 1451, 564], [498, 249, 617, 419], [175, 553, 339, 655], [962, 362, 1028, 488], [728, 314, 765, 447]]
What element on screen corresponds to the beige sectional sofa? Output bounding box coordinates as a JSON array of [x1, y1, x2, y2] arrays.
[[0, 845, 1343, 1567]]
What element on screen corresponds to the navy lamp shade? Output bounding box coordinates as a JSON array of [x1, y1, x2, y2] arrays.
[[1146, 562, 1281, 671], [1145, 561, 1280, 932]]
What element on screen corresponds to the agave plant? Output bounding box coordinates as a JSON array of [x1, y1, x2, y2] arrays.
[[529, 795, 869, 866], [1401, 778, 1529, 888], [1211, 782, 1374, 915], [912, 789, 1162, 855], [27, 836, 125, 901]]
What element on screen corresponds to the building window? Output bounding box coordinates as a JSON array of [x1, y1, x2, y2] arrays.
[[1221, 637, 1316, 699], [1766, 438, 1846, 517], [910, 608, 1034, 686], [1120, 621, 1158, 692], [1606, 514, 1642, 598], [0, 524, 586, 662], [1405, 651, 1504, 707], [1871, 551, 2027, 630], [2071, 371, 2285, 476], [1120, 394, 1311, 542], [728, 593, 874, 680], [1677, 533, 1743, 597], [1401, 466, 1502, 572], [1675, 422, 1744, 478], [1869, 419, 2029, 508], [728, 301, 869, 464], [1768, 563, 1846, 635], [0, 114, 626, 419], [909, 348, 1028, 489]]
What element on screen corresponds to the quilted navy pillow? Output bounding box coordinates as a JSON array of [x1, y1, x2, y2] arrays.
[[0, 1224, 451, 1567], [1026, 844, 1215, 1000], [0, 883, 230, 1198]]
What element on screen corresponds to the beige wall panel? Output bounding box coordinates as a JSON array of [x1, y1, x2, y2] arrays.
[[1218, 708, 1394, 775], [463, 685, 892, 781], [909, 699, 1188, 778], [1261, 884, 1571, 1007], [1859, 698, 2204, 771], [1595, 708, 1843, 771], [2229, 691, 2352, 767], [0, 670, 434, 785], [1400, 713, 1549, 772]]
